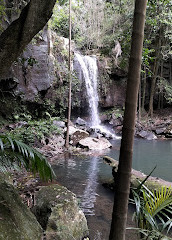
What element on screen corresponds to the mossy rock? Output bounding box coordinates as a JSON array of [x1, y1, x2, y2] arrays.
[[32, 184, 89, 240], [0, 177, 43, 240], [103, 156, 172, 191]]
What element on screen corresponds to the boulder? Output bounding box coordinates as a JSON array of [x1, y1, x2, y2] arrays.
[[79, 137, 112, 150], [32, 184, 89, 240], [53, 120, 66, 128], [155, 127, 166, 135], [0, 177, 43, 240], [137, 130, 157, 140], [76, 117, 87, 126], [65, 126, 89, 146]]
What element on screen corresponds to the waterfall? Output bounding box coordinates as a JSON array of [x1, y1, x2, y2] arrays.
[[74, 52, 120, 139], [74, 53, 101, 127]]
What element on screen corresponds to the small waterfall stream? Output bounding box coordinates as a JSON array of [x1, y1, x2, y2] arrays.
[[74, 53, 101, 127], [74, 52, 120, 139]]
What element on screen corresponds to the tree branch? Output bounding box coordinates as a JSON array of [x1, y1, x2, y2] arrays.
[[0, 0, 56, 78]]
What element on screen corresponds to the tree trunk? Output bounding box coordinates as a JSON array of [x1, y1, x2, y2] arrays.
[[65, 0, 72, 149], [142, 64, 147, 111], [0, 0, 56, 78], [148, 58, 159, 118], [158, 61, 163, 109], [109, 0, 147, 239], [170, 58, 172, 84], [148, 26, 164, 117], [138, 78, 141, 122]]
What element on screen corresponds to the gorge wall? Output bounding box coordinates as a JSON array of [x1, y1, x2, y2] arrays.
[[0, 28, 127, 120]]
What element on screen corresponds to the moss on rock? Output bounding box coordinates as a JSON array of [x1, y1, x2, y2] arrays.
[[32, 184, 89, 240], [0, 176, 43, 240]]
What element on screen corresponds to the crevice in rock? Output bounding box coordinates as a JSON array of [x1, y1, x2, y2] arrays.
[[31, 204, 52, 231]]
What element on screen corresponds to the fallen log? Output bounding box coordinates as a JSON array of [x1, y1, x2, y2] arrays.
[[103, 156, 172, 190]]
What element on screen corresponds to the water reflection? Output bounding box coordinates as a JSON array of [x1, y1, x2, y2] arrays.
[[80, 156, 99, 215]]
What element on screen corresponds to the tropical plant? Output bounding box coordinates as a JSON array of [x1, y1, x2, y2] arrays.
[[0, 135, 55, 181], [131, 183, 172, 239]]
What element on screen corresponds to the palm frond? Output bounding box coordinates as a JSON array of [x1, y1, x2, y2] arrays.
[[131, 170, 172, 237], [0, 135, 55, 181], [143, 187, 172, 218]]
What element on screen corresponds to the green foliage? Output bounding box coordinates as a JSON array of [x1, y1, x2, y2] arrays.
[[0, 135, 55, 181], [0, 0, 5, 19], [143, 0, 172, 71], [50, 0, 134, 55], [51, 5, 70, 38], [131, 182, 172, 239], [5, 118, 62, 145], [157, 78, 172, 104], [142, 47, 155, 76], [0, 0, 5, 31]]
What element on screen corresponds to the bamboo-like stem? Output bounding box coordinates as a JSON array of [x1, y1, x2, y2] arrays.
[[109, 0, 147, 239], [65, 0, 72, 149]]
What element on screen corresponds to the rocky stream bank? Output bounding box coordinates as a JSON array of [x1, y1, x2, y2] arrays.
[[0, 108, 172, 240]]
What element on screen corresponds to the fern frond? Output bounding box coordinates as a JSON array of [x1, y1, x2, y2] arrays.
[[0, 135, 55, 181]]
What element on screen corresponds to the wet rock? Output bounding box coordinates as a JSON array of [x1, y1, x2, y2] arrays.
[[66, 126, 89, 146], [76, 117, 87, 126], [137, 130, 157, 140], [0, 176, 43, 240], [101, 131, 113, 139], [155, 127, 166, 135], [109, 118, 122, 127], [79, 137, 112, 150], [53, 120, 65, 128], [32, 184, 88, 240], [165, 124, 172, 138]]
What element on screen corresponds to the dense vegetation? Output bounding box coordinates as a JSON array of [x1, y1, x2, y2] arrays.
[[50, 0, 172, 114], [0, 1, 172, 239]]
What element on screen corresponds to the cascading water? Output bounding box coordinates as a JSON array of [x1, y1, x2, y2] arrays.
[[74, 53, 101, 127], [74, 52, 120, 139]]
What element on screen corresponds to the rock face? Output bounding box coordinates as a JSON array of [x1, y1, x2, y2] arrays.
[[11, 27, 55, 101], [32, 184, 89, 240], [0, 177, 43, 240], [79, 137, 112, 150]]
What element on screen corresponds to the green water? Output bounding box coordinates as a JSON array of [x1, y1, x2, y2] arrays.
[[53, 139, 172, 239], [109, 138, 172, 182]]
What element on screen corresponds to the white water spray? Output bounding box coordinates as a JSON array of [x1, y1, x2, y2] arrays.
[[74, 53, 101, 127], [74, 52, 120, 139]]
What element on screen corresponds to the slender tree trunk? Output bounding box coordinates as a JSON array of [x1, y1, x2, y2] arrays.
[[142, 64, 147, 111], [158, 61, 163, 109], [170, 58, 172, 84], [109, 0, 147, 239], [65, 0, 72, 148], [138, 77, 142, 122], [148, 27, 163, 117], [148, 58, 159, 118]]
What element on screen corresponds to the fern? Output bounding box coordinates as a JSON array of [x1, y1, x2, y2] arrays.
[[0, 135, 55, 181]]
